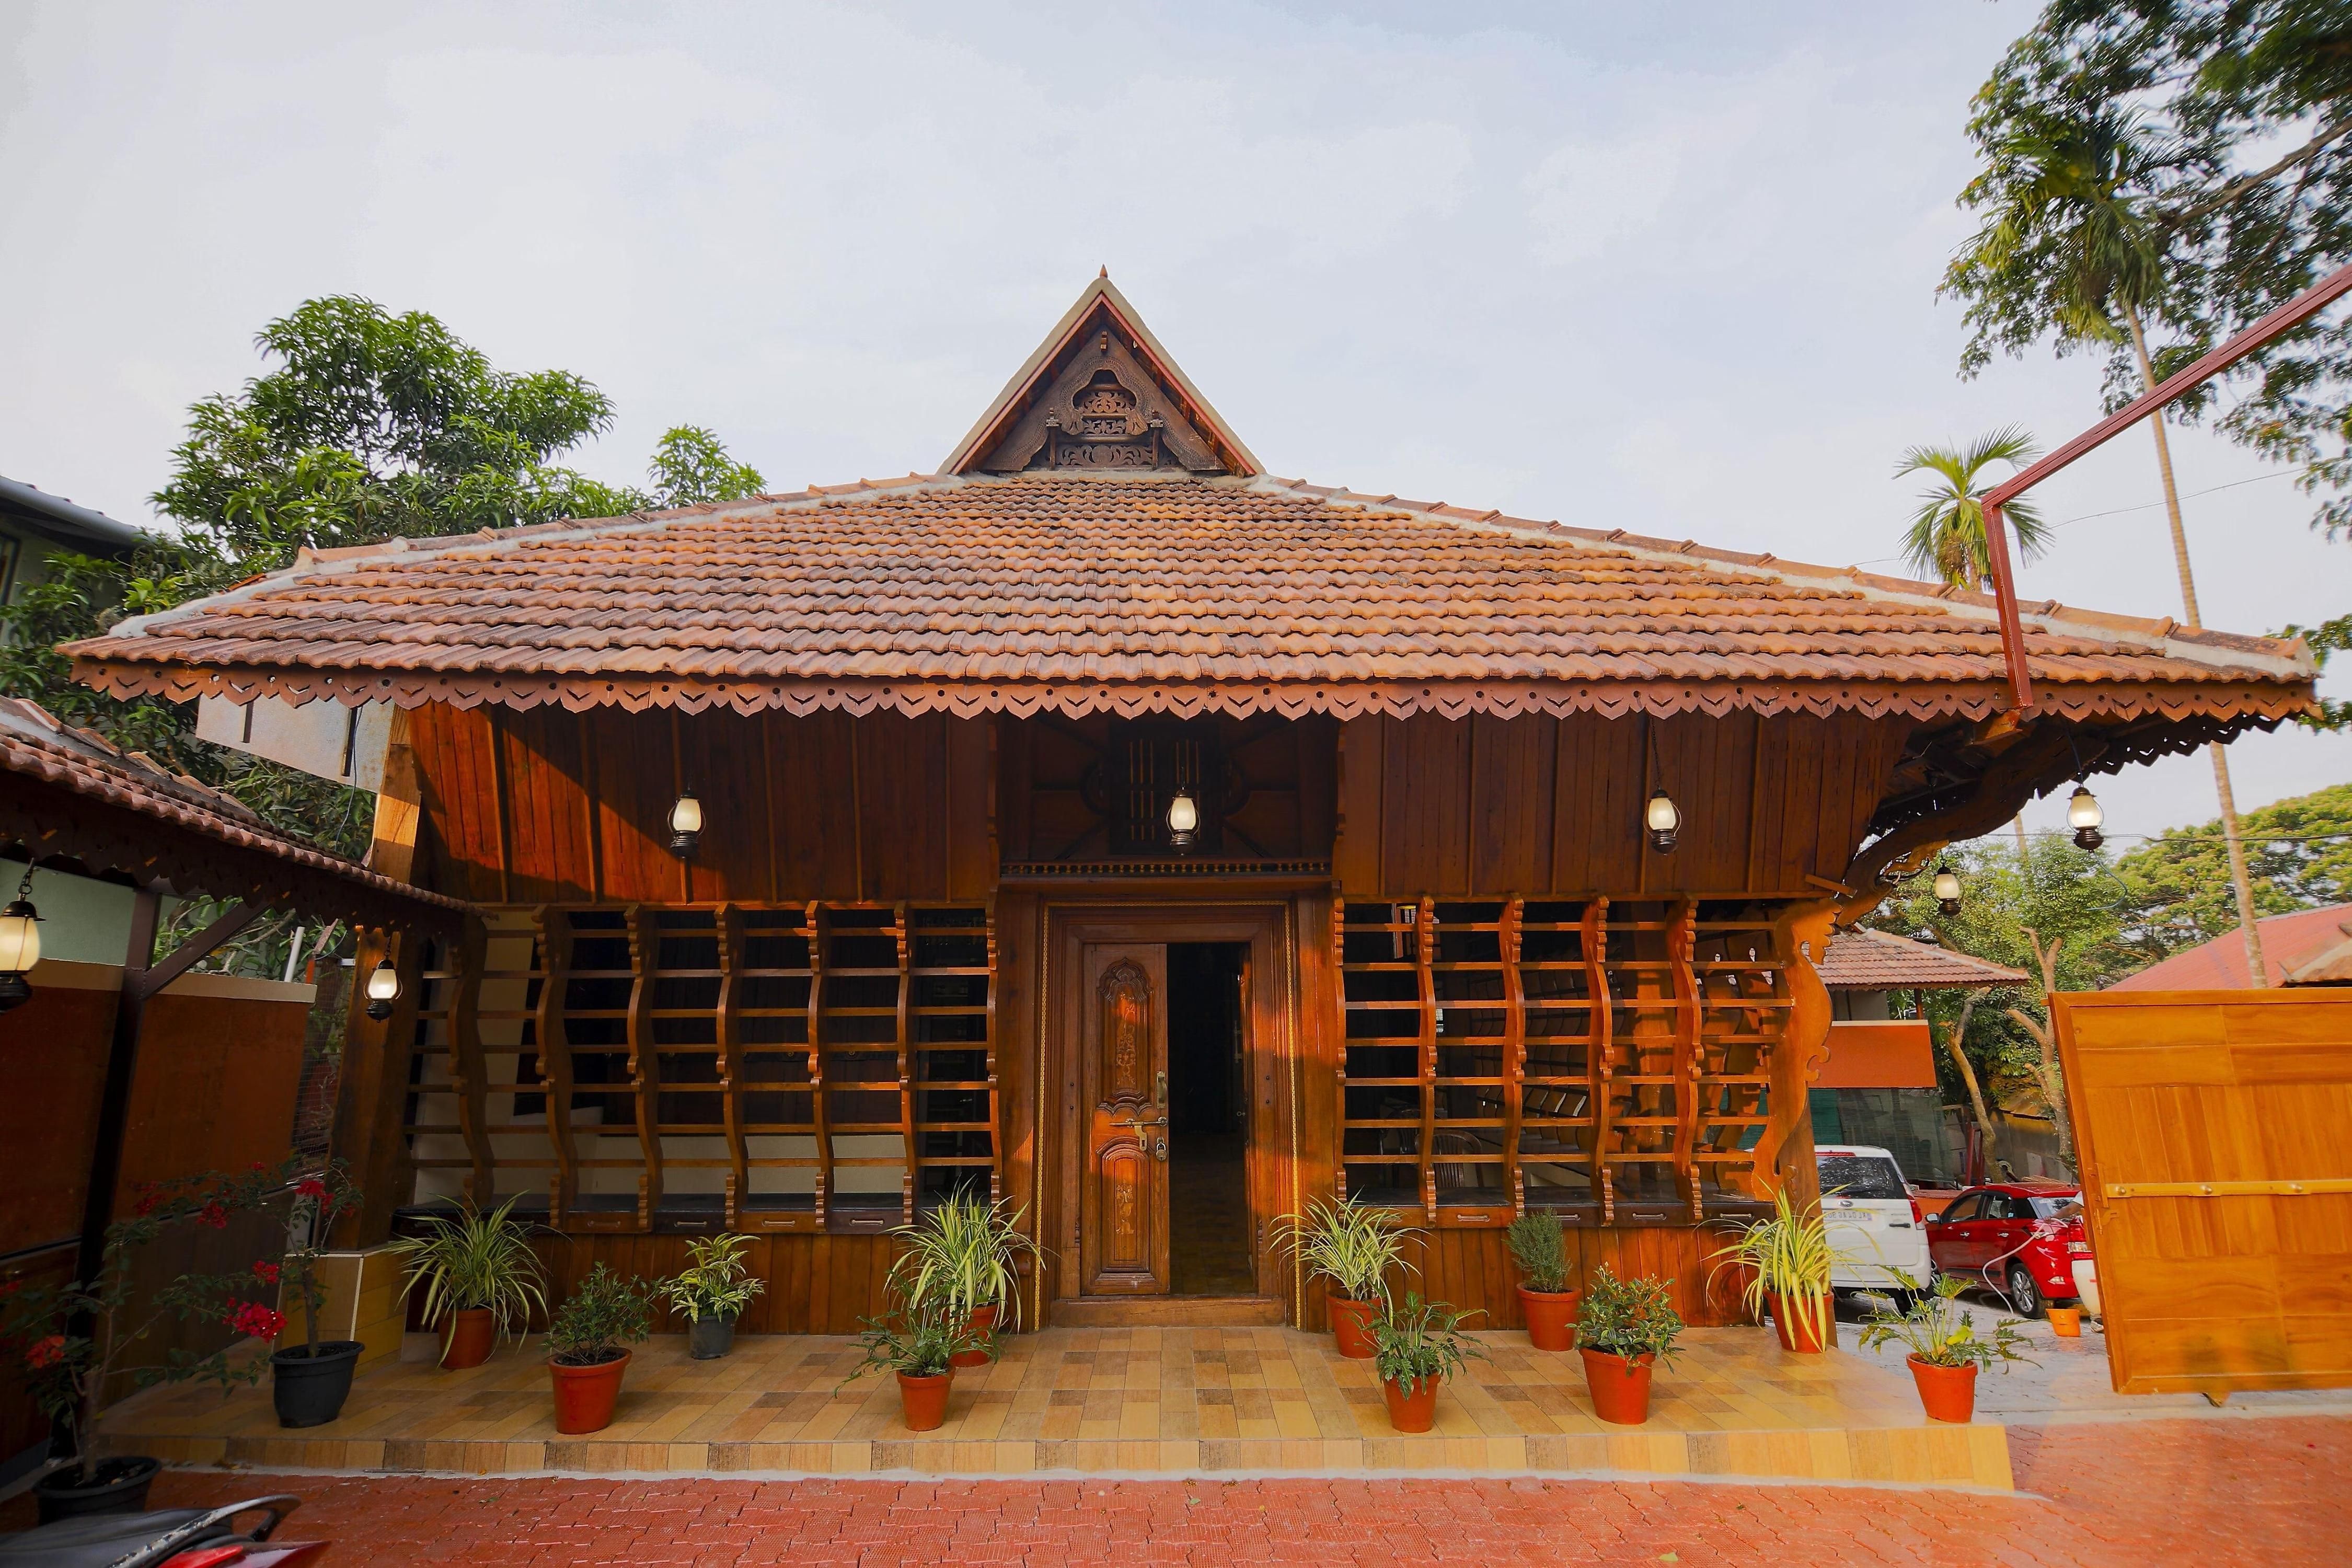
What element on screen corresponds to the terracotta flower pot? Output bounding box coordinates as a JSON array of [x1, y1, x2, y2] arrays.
[[2048, 1305, 2082, 1339], [440, 1307, 497, 1369], [1766, 1290, 1834, 1353], [549, 1350, 631, 1435], [951, 1302, 999, 1369], [1381, 1375, 1440, 1433], [1327, 1296, 1378, 1359], [1907, 1356, 1979, 1423], [898, 1370, 953, 1431], [1517, 1285, 1579, 1353], [1579, 1347, 1656, 1426]]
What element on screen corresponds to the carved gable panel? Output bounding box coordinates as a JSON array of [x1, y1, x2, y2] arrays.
[[970, 310, 1230, 474]]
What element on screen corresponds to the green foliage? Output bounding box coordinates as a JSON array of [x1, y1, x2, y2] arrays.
[[2113, 781, 2352, 953], [387, 1195, 549, 1358], [1, 1158, 303, 1482], [547, 1264, 655, 1367], [1893, 428, 2053, 587], [842, 1301, 984, 1382], [2278, 614, 2352, 730], [1275, 1197, 1420, 1305], [1707, 1187, 1835, 1344], [886, 1194, 1041, 1329], [1857, 1272, 2036, 1372], [1369, 1293, 1489, 1396], [1, 294, 760, 851], [659, 1233, 766, 1324], [282, 1161, 362, 1359], [1572, 1265, 1684, 1365], [1504, 1213, 1571, 1293]]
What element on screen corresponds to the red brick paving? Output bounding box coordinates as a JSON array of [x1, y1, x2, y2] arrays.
[[7, 1415, 2344, 1565]]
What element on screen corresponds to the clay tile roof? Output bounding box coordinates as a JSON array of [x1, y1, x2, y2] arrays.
[[63, 472, 2316, 724], [2109, 903, 2352, 990], [0, 697, 463, 925], [1818, 928, 2028, 990]]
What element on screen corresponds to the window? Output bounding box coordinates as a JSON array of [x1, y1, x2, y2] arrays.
[[2027, 1194, 2083, 1222], [1939, 1192, 1985, 1224], [1815, 1154, 1907, 1202]]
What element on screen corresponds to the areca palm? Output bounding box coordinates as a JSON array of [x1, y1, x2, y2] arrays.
[[1894, 427, 2051, 590]]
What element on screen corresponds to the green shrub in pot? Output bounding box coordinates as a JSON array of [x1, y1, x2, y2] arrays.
[[1369, 1294, 1488, 1432], [660, 1233, 764, 1358]]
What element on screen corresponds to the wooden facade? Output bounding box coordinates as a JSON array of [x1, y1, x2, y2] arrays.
[[335, 701, 1906, 1329]]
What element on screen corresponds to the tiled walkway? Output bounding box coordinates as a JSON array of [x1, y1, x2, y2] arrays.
[[105, 1325, 2010, 1488], [20, 1413, 2348, 1565]]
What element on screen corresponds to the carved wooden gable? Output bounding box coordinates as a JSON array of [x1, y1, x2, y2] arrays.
[[944, 274, 1260, 477]]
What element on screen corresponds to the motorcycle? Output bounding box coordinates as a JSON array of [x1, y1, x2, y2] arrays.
[[0, 1494, 326, 1567]]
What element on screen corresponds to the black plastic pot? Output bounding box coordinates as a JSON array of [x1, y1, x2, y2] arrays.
[[272, 1339, 365, 1427], [688, 1313, 736, 1360], [33, 1455, 161, 1523]]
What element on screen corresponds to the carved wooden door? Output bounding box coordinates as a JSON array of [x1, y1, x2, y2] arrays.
[[1080, 944, 1171, 1295]]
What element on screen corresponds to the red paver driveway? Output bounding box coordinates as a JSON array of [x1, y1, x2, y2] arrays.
[[7, 1414, 2344, 1565]]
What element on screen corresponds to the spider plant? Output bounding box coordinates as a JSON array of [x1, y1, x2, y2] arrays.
[[660, 1232, 766, 1322], [1370, 1293, 1489, 1396], [886, 1194, 1041, 1327], [1275, 1197, 1420, 1305], [386, 1195, 548, 1359], [1706, 1186, 1835, 1346]]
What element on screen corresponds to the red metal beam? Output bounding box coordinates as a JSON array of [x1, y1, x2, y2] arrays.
[[1975, 259, 2352, 712]]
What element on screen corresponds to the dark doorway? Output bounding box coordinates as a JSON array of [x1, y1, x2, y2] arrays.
[[1167, 942, 1253, 1294]]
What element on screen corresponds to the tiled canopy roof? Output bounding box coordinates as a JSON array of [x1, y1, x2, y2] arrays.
[[65, 473, 2314, 725], [0, 697, 463, 926], [2108, 903, 2352, 990], [1818, 928, 2028, 990]]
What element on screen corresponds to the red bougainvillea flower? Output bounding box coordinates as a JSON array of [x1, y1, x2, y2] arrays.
[[198, 1201, 229, 1230], [295, 1179, 328, 1201], [250, 1161, 268, 1172], [225, 1303, 284, 1341], [251, 1261, 281, 1285], [134, 1191, 159, 1217], [26, 1334, 66, 1369]]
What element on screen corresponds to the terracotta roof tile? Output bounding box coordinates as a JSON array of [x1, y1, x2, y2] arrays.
[[1818, 929, 2028, 990], [64, 474, 2315, 723]]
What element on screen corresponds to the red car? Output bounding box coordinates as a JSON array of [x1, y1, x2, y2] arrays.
[[1921, 1181, 2090, 1318]]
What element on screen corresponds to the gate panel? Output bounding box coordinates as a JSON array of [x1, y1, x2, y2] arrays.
[[2054, 989, 2352, 1396]]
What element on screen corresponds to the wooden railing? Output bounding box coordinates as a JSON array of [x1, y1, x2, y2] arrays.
[[402, 901, 997, 1233], [1335, 897, 1788, 1227]]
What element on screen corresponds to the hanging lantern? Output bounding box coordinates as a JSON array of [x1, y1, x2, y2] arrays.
[[1644, 789, 1681, 853], [669, 789, 704, 859], [1932, 862, 1963, 917], [1166, 787, 1199, 848], [0, 875, 43, 1014], [2068, 785, 2105, 850], [363, 957, 401, 1021]]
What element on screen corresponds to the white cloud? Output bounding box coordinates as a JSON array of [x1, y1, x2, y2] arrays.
[[1525, 135, 1680, 264]]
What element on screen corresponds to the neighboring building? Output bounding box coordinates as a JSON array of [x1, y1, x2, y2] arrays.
[[0, 474, 148, 612], [61, 275, 2317, 1334], [2109, 903, 2352, 990], [1813, 929, 2027, 1186]]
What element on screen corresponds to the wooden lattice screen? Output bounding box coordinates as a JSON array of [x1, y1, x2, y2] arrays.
[[1336, 897, 1786, 1227], [403, 901, 997, 1233]]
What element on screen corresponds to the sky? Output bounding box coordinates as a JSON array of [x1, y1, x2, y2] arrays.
[[3, 0, 2347, 848]]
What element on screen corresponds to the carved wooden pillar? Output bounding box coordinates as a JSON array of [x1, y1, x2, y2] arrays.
[[1757, 901, 1836, 1215]]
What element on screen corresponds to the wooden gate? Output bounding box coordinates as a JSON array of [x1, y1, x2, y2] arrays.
[[2053, 988, 2352, 1397]]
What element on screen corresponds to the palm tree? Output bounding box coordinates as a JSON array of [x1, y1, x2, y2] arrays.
[[1895, 427, 2053, 590], [1949, 107, 2270, 982]]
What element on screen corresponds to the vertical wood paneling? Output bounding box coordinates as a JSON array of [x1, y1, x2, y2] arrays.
[[1333, 717, 1383, 890], [1381, 716, 1471, 894], [1470, 716, 1553, 892]]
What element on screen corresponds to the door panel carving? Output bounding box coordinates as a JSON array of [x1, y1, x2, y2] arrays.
[[1082, 944, 1169, 1294]]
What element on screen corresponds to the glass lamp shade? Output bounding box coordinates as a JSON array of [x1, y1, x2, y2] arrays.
[[1644, 789, 1680, 852], [0, 898, 42, 973], [2068, 785, 2105, 850], [1166, 788, 1199, 847], [1932, 865, 1963, 916], [668, 791, 703, 858], [363, 958, 400, 1021]]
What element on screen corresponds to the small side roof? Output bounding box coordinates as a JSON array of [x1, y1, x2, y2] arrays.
[[1819, 928, 2028, 990], [0, 475, 150, 558], [2109, 903, 2352, 990]]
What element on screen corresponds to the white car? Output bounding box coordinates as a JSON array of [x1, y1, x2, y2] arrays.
[[1815, 1144, 1933, 1310]]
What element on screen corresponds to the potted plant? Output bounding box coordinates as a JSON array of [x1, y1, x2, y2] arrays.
[[659, 1233, 765, 1359], [1369, 1293, 1488, 1433], [841, 1301, 985, 1432], [1504, 1213, 1577, 1351], [546, 1264, 655, 1435], [1706, 1186, 1835, 1354], [270, 1160, 365, 1427], [1276, 1197, 1419, 1359], [386, 1194, 547, 1368], [1857, 1272, 2034, 1423], [1572, 1265, 1684, 1426], [3, 1161, 294, 1521], [886, 1193, 1041, 1368]]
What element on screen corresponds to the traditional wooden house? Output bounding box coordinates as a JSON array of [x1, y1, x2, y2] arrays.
[[65, 276, 2316, 1333]]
